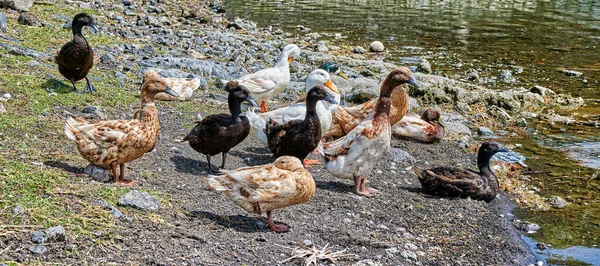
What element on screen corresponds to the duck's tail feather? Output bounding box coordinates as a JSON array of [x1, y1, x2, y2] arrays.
[[205, 174, 232, 191], [411, 165, 424, 179], [246, 107, 266, 130], [64, 117, 79, 141]]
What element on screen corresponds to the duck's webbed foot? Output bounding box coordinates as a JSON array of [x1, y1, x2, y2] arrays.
[[84, 77, 97, 93], [266, 210, 289, 233], [353, 175, 379, 197]]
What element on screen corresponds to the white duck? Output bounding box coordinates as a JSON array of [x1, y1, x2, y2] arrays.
[[225, 44, 301, 112], [246, 69, 340, 145]]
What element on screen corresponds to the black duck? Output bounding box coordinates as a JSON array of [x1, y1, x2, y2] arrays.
[[265, 86, 337, 167], [55, 13, 99, 93], [184, 81, 258, 173], [412, 142, 509, 202]]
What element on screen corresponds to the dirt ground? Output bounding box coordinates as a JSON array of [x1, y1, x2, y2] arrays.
[[8, 101, 534, 265]]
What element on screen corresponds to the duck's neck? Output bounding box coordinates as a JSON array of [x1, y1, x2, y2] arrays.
[[140, 90, 155, 106], [274, 52, 291, 69], [304, 96, 320, 120], [228, 94, 243, 121], [389, 86, 408, 125], [372, 97, 392, 120], [477, 153, 498, 188]]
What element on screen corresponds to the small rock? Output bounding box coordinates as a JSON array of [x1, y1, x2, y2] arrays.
[[342, 218, 352, 224], [31, 231, 46, 244], [369, 41, 385, 52], [465, 69, 479, 81], [416, 59, 432, 74], [170, 146, 182, 153], [498, 69, 515, 83], [121, 0, 131, 5], [546, 196, 569, 208], [82, 106, 106, 120], [18, 12, 42, 27], [12, 205, 25, 216], [385, 247, 399, 258], [46, 225, 66, 242], [100, 53, 116, 64], [316, 41, 328, 52], [401, 250, 418, 260], [477, 126, 494, 137], [515, 220, 540, 233], [84, 163, 110, 183], [29, 245, 47, 255], [405, 243, 418, 251], [559, 69, 583, 77], [0, 12, 7, 32], [302, 240, 313, 247], [353, 259, 382, 266], [118, 190, 160, 211], [2, 93, 11, 100], [0, 0, 34, 11], [353, 46, 366, 54], [536, 242, 548, 250], [387, 148, 416, 164], [530, 85, 556, 96], [28, 60, 40, 67], [376, 224, 389, 230], [0, 102, 5, 113]]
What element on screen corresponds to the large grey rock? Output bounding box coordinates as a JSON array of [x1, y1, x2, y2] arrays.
[[387, 148, 416, 165], [118, 190, 160, 211], [346, 77, 379, 103], [84, 163, 110, 183], [31, 225, 66, 244], [17, 12, 41, 27], [0, 12, 7, 32], [29, 245, 47, 255], [0, 43, 50, 59], [0, 0, 34, 11]]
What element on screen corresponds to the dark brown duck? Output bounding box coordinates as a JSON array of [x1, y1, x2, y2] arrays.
[[265, 86, 337, 167], [55, 13, 99, 93], [412, 142, 509, 202], [183, 81, 258, 173]]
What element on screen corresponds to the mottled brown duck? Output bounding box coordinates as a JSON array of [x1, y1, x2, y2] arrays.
[[392, 108, 445, 143]]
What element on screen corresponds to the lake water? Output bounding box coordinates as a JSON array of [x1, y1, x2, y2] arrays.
[[224, 0, 600, 264]]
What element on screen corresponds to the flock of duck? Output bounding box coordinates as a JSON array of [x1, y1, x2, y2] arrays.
[[59, 13, 509, 232]]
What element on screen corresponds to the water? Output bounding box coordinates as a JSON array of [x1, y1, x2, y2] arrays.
[[223, 0, 600, 264]]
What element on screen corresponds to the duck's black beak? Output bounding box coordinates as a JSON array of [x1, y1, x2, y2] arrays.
[[324, 93, 338, 105], [245, 95, 259, 107], [90, 22, 100, 33], [497, 147, 510, 153], [408, 76, 421, 87], [164, 86, 179, 97]]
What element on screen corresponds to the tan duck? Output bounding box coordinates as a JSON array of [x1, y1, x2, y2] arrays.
[[65, 70, 178, 185], [412, 142, 508, 202], [324, 67, 420, 138], [392, 108, 445, 143], [206, 156, 315, 233], [319, 68, 419, 197]]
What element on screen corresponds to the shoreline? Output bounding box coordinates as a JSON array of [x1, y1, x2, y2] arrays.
[[0, 0, 560, 264]]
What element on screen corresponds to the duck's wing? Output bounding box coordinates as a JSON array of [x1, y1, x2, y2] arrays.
[[265, 118, 303, 155], [65, 117, 141, 149], [320, 124, 364, 158], [392, 114, 432, 138], [186, 114, 231, 142], [238, 74, 277, 95], [208, 164, 297, 202], [424, 167, 482, 187]]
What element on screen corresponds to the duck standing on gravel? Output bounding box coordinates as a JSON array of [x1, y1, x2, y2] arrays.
[[55, 13, 99, 93], [206, 156, 315, 233], [412, 142, 509, 202], [223, 44, 300, 112], [183, 81, 258, 174], [265, 86, 337, 167], [325, 67, 420, 138], [246, 69, 340, 145], [65, 70, 179, 186], [318, 68, 418, 197], [392, 108, 445, 143]]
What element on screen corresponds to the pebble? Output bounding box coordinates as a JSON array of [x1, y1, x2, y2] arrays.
[[477, 126, 494, 137], [18, 12, 42, 27], [3, 93, 12, 100], [122, 0, 132, 6], [31, 225, 66, 244], [170, 146, 183, 153], [546, 196, 569, 208], [353, 46, 366, 54], [405, 243, 418, 251], [118, 190, 160, 211], [12, 205, 25, 216], [353, 259, 382, 266], [84, 163, 110, 183], [385, 247, 399, 258], [530, 85, 556, 96], [559, 69, 583, 76], [342, 218, 352, 224], [498, 69, 515, 83], [401, 250, 418, 260], [29, 245, 47, 255], [369, 41, 384, 52], [387, 148, 416, 164], [82, 106, 106, 120], [302, 239, 313, 247], [0, 12, 7, 33], [100, 53, 116, 64], [416, 58, 432, 73]]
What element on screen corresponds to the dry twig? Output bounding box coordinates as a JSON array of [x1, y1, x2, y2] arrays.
[[276, 243, 357, 266]]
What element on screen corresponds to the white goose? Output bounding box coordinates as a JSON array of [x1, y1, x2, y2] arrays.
[[246, 69, 340, 145], [225, 44, 301, 112]]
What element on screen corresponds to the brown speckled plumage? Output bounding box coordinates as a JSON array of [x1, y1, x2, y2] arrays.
[[65, 70, 178, 184], [206, 156, 315, 232]]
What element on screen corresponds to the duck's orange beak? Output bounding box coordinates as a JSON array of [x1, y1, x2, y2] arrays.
[[287, 56, 294, 63], [324, 79, 340, 94]]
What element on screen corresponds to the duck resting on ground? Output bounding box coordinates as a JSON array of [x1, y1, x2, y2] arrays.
[[183, 81, 258, 174], [55, 13, 99, 93], [224, 44, 300, 112], [246, 69, 340, 145], [392, 108, 445, 143], [65, 70, 179, 185], [325, 68, 420, 138], [412, 142, 509, 202], [265, 86, 337, 167], [206, 156, 315, 233], [318, 67, 418, 197]]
